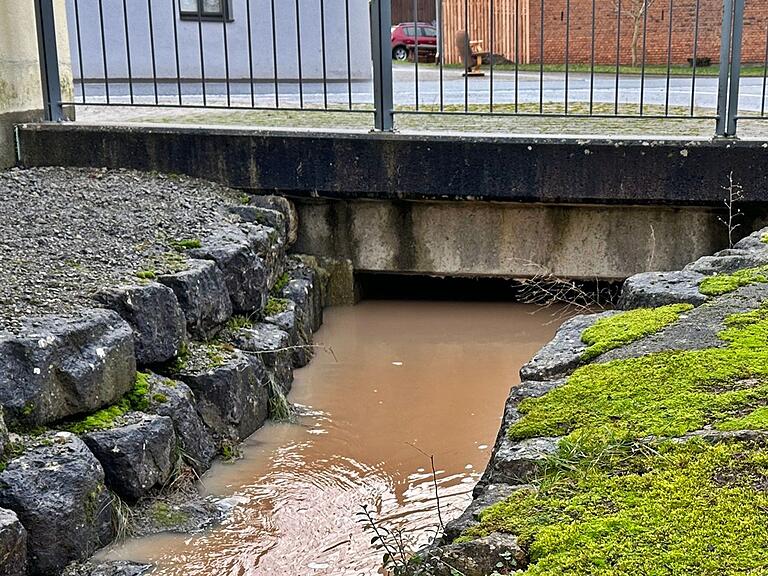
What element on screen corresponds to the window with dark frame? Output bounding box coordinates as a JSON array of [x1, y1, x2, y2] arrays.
[[179, 0, 233, 22]]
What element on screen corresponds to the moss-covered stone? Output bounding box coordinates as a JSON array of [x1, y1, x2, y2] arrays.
[[509, 303, 768, 444], [64, 372, 152, 435], [699, 265, 768, 297], [264, 297, 290, 317], [461, 438, 768, 575], [580, 303, 693, 361]]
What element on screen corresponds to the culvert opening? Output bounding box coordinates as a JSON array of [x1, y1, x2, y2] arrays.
[[355, 272, 623, 305]]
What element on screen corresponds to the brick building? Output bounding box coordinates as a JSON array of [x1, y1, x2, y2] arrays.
[[432, 0, 768, 66]]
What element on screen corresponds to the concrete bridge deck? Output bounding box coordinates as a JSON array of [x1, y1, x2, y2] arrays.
[[15, 123, 768, 279]]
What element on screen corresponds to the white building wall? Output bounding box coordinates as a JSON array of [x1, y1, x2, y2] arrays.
[[65, 0, 372, 92]]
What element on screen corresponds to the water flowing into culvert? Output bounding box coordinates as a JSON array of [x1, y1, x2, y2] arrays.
[[99, 300, 565, 575]]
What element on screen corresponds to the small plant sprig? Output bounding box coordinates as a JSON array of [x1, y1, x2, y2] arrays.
[[718, 171, 744, 248]]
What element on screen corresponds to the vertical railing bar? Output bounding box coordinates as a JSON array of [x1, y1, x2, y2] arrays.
[[639, 0, 649, 116], [73, 0, 86, 104], [539, 0, 544, 113], [246, 0, 256, 108], [295, 0, 304, 109], [34, 0, 64, 121], [196, 1, 207, 106], [664, 0, 674, 115], [438, 0, 444, 111], [690, 0, 700, 116], [371, 0, 394, 130], [147, 0, 159, 106], [320, 0, 329, 109], [726, 0, 745, 135], [271, 0, 280, 108], [589, 0, 596, 114], [761, 20, 768, 117], [222, 5, 231, 108], [614, 0, 622, 115], [97, 0, 110, 104], [716, 0, 735, 135], [514, 0, 519, 113], [414, 0, 420, 110], [171, 0, 182, 105], [345, 0, 353, 109], [464, 0, 469, 112], [490, 0, 495, 112], [564, 0, 570, 114], [122, 0, 134, 104]]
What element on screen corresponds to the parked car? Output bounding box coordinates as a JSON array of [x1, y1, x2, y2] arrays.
[[391, 22, 438, 61]]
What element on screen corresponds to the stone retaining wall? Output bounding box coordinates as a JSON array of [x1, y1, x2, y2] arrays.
[[0, 197, 333, 576]]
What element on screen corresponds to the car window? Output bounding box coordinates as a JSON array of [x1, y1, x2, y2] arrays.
[[403, 26, 416, 37], [420, 27, 437, 37]]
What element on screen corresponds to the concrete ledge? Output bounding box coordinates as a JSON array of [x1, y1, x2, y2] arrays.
[[15, 123, 768, 205]]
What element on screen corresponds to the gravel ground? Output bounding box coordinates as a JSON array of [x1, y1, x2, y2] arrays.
[[0, 167, 245, 332]]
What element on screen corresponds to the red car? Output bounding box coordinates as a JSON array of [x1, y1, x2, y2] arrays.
[[391, 22, 438, 61]]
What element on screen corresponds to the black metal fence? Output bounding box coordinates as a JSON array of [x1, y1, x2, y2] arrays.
[[34, 0, 768, 137]]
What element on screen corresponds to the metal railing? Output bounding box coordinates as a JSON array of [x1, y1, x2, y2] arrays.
[[33, 0, 768, 137]]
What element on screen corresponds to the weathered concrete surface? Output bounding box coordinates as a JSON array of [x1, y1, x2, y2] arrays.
[[292, 199, 728, 280], [0, 2, 72, 168], [15, 125, 768, 205]]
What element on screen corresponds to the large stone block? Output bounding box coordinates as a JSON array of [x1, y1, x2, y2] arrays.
[[188, 227, 269, 315], [230, 324, 294, 394], [83, 413, 176, 501], [158, 259, 232, 339], [0, 508, 26, 576], [415, 533, 527, 576], [0, 433, 114, 575], [263, 300, 312, 368], [94, 283, 187, 366], [486, 436, 560, 485], [228, 205, 288, 246], [242, 223, 286, 290], [175, 349, 269, 442], [0, 310, 136, 427], [246, 195, 298, 246], [618, 270, 707, 310], [518, 311, 618, 381], [146, 374, 217, 474]]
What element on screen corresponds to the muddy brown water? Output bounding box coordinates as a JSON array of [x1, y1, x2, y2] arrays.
[[101, 301, 563, 576]]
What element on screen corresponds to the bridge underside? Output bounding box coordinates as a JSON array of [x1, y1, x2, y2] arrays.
[[15, 123, 768, 279]]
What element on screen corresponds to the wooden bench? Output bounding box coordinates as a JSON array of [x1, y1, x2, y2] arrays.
[[455, 31, 485, 77]]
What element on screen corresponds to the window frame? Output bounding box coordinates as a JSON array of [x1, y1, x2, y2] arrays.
[[179, 0, 234, 22]]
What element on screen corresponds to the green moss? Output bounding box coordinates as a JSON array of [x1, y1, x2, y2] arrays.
[[699, 265, 768, 297], [509, 302, 768, 444], [169, 238, 202, 251], [150, 502, 189, 527], [761, 233, 768, 244], [272, 272, 290, 294], [152, 393, 168, 404], [135, 270, 156, 280], [461, 439, 768, 575], [168, 342, 190, 374], [239, 193, 251, 205], [65, 372, 152, 434], [227, 315, 254, 331], [205, 343, 234, 368], [21, 402, 35, 417], [580, 304, 693, 362], [264, 297, 289, 317]]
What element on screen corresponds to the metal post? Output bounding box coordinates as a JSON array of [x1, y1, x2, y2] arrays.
[[726, 0, 745, 136], [715, 0, 735, 136], [371, 0, 394, 132], [34, 0, 64, 122]]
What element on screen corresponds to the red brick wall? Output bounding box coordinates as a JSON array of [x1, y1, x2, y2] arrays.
[[441, 0, 768, 65]]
